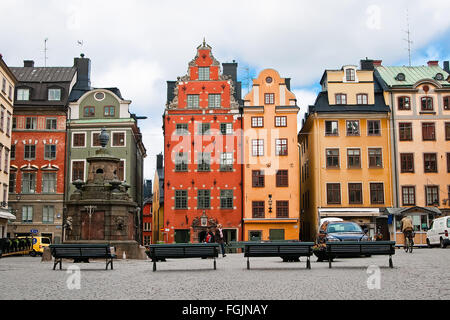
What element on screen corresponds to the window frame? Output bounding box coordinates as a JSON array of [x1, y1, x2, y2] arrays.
[[422, 122, 436, 141], [367, 120, 381, 136], [346, 120, 360, 136], [252, 201, 265, 219], [400, 153, 414, 173], [252, 139, 264, 157], [251, 117, 264, 128], [175, 190, 188, 209], [335, 93, 347, 105], [325, 120, 338, 136], [72, 132, 86, 148], [424, 153, 438, 173], [402, 186, 416, 206], [187, 94, 200, 108], [276, 201, 289, 218], [326, 148, 340, 168], [326, 183, 341, 204], [264, 93, 275, 104], [275, 116, 287, 127], [252, 170, 265, 188], [370, 183, 385, 205], [399, 122, 413, 141], [421, 96, 434, 111], [368, 148, 383, 168], [348, 183, 363, 205], [398, 96, 411, 110], [111, 131, 126, 147], [44, 144, 57, 160], [347, 148, 361, 169], [356, 93, 368, 105], [104, 106, 115, 117], [83, 106, 95, 117], [276, 170, 289, 187], [275, 139, 288, 156]]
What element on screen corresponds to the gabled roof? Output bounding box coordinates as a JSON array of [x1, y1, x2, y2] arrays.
[[375, 65, 450, 88], [10, 67, 77, 83]]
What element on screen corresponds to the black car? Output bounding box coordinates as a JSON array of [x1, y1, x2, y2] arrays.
[[314, 221, 370, 261]]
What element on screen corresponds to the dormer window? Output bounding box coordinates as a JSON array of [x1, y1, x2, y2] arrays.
[[346, 68, 356, 81], [396, 73, 406, 81], [435, 73, 444, 81], [335, 93, 347, 105], [356, 94, 368, 105], [48, 88, 61, 101], [198, 67, 210, 80], [17, 88, 30, 101]]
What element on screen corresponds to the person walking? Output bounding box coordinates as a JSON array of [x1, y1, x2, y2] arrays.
[[215, 224, 226, 257]]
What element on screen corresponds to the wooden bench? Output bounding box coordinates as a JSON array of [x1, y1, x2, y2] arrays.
[[326, 241, 395, 268], [146, 243, 219, 271], [244, 242, 315, 270], [49, 244, 116, 270]]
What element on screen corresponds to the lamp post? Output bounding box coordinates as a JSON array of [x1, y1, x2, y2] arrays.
[[84, 205, 97, 240]]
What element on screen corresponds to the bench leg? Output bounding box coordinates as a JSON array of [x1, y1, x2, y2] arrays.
[[306, 257, 311, 270], [328, 256, 332, 269], [153, 261, 156, 272], [213, 257, 216, 270], [247, 257, 250, 270], [389, 256, 393, 268]]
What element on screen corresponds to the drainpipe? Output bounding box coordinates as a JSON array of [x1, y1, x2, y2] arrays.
[[239, 105, 244, 242], [389, 92, 399, 244], [62, 105, 70, 243]]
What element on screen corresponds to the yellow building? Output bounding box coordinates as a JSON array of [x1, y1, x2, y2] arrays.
[[152, 154, 165, 244], [243, 69, 300, 241], [299, 60, 393, 241], [0, 55, 17, 238]]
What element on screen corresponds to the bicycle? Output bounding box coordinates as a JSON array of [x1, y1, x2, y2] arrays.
[[404, 230, 415, 253]]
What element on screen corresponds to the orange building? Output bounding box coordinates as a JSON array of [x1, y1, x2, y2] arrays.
[[243, 69, 300, 241]]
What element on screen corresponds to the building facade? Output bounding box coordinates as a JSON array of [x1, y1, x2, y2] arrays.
[[299, 60, 393, 241], [8, 60, 77, 243], [0, 54, 17, 238], [163, 41, 243, 243], [142, 179, 152, 246], [151, 154, 164, 244], [242, 69, 300, 241], [375, 60, 450, 245]]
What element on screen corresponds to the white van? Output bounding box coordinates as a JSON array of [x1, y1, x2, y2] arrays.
[[426, 216, 450, 248]]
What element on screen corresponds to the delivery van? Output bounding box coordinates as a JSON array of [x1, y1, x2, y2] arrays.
[[30, 236, 52, 256], [426, 216, 450, 248]]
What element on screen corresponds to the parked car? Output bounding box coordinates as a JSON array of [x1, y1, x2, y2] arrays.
[[314, 221, 370, 261], [426, 216, 449, 248]]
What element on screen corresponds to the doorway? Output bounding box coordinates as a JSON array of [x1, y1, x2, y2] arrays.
[[175, 229, 190, 243], [198, 230, 207, 243]]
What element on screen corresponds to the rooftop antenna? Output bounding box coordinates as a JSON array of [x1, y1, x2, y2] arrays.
[[241, 66, 253, 94], [403, 9, 413, 66], [44, 38, 48, 67]]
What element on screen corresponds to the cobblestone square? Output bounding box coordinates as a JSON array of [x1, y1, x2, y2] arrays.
[[0, 248, 449, 300]]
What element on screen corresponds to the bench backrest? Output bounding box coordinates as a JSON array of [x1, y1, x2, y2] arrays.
[[50, 245, 112, 258], [244, 243, 314, 257], [326, 241, 395, 254], [148, 244, 219, 259]]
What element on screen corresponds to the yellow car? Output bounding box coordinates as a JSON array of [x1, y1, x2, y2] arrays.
[[29, 236, 52, 256]]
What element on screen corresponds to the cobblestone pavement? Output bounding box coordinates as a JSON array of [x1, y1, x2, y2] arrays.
[[0, 248, 449, 300]]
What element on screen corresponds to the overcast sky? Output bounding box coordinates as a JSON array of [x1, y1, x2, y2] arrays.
[[1, 0, 450, 180]]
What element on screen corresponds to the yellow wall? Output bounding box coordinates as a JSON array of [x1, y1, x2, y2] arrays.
[[151, 170, 164, 243], [243, 69, 300, 241], [326, 68, 375, 105]]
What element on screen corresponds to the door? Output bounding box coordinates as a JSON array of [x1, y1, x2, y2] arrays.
[[376, 218, 389, 240], [81, 211, 105, 240], [269, 229, 285, 241], [223, 229, 237, 253], [249, 230, 262, 242], [175, 229, 190, 243]]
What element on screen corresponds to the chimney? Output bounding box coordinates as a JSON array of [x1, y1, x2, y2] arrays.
[[222, 61, 238, 82], [360, 59, 374, 71], [24, 60, 34, 67], [443, 61, 450, 73], [73, 54, 91, 89], [427, 60, 439, 67], [285, 78, 291, 91], [373, 60, 382, 67], [167, 81, 176, 105], [156, 153, 163, 169]]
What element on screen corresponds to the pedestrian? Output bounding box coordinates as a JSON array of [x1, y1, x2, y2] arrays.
[[215, 224, 226, 257], [205, 227, 215, 243]]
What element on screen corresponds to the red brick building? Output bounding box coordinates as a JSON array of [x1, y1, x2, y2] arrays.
[[162, 41, 243, 243], [142, 197, 152, 246]]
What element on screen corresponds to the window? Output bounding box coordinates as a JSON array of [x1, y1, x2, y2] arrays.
[[143, 223, 151, 232], [399, 123, 413, 141], [424, 153, 437, 173], [220, 190, 233, 209], [425, 186, 439, 206], [45, 118, 57, 130], [367, 120, 381, 136], [24, 145, 36, 160], [422, 123, 436, 141], [444, 96, 450, 110], [73, 133, 85, 147], [398, 96, 411, 110], [112, 132, 125, 146], [43, 145, 56, 160], [346, 120, 359, 136], [251, 117, 264, 128], [10, 145, 15, 160], [117, 160, 125, 181], [198, 123, 210, 135], [104, 106, 115, 117], [48, 88, 61, 101], [400, 153, 414, 173], [368, 148, 382, 168], [276, 201, 289, 218], [175, 190, 188, 209], [0, 107, 4, 131], [421, 97, 433, 111], [347, 149, 361, 168], [92, 132, 101, 147], [187, 95, 199, 108], [264, 93, 274, 104], [325, 121, 338, 136], [198, 67, 210, 81], [252, 201, 265, 218], [220, 123, 233, 135], [197, 190, 210, 209], [72, 161, 85, 181], [448, 153, 450, 173], [346, 68, 355, 81], [348, 183, 363, 204], [6, 114, 11, 136], [326, 149, 339, 168], [208, 94, 221, 108], [83, 106, 95, 117], [335, 94, 347, 105], [275, 116, 287, 127], [370, 183, 384, 204], [276, 170, 288, 187], [42, 173, 56, 193], [9, 172, 16, 193], [25, 117, 37, 130], [22, 173, 36, 193], [197, 152, 210, 171], [327, 183, 341, 204], [3, 149, 8, 174], [446, 123, 450, 140], [176, 124, 189, 135], [1, 78, 5, 93], [22, 206, 33, 223], [175, 152, 188, 172], [402, 186, 415, 206], [357, 94, 368, 105], [220, 153, 233, 171], [252, 170, 264, 188], [275, 139, 288, 156], [12, 117, 16, 129], [252, 139, 264, 157], [17, 88, 30, 101]]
